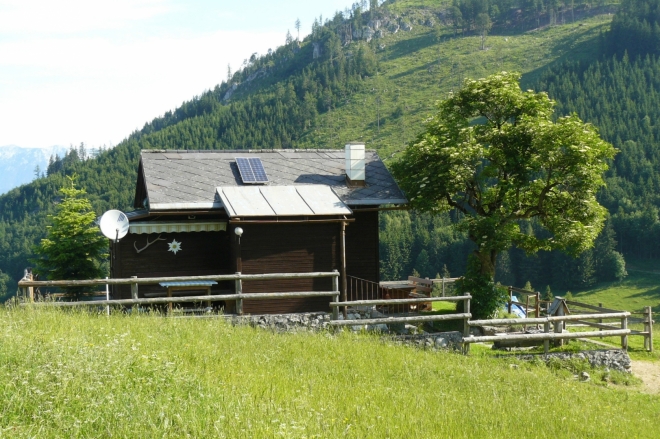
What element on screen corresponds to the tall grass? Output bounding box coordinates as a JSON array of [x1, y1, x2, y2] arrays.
[[1, 307, 658, 438]]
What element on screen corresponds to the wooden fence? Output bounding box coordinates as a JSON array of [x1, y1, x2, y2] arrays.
[[466, 312, 631, 353], [564, 300, 654, 352], [18, 271, 340, 316], [328, 294, 473, 353]]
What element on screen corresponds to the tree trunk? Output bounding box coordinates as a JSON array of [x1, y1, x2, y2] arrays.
[[473, 249, 497, 279]]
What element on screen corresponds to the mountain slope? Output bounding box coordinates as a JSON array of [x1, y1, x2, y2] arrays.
[[0, 146, 67, 195], [0, 0, 623, 296]]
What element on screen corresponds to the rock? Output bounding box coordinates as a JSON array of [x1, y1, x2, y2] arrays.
[[401, 22, 413, 31], [312, 42, 322, 60], [223, 83, 238, 101], [580, 371, 591, 381], [435, 337, 448, 348]]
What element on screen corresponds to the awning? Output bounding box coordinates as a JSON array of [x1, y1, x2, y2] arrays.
[[129, 221, 227, 234], [217, 185, 353, 217]]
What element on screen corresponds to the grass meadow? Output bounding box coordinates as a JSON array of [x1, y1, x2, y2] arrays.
[[1, 307, 659, 438]]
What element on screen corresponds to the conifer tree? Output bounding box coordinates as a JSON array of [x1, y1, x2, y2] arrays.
[[32, 176, 107, 297]]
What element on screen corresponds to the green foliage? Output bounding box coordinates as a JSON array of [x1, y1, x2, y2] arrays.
[[456, 255, 508, 319], [0, 270, 11, 301], [544, 285, 553, 301], [523, 281, 533, 292], [32, 177, 107, 296], [606, 0, 660, 58], [392, 71, 615, 315]]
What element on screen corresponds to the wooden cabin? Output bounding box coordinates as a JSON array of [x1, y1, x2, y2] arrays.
[[111, 145, 407, 314]]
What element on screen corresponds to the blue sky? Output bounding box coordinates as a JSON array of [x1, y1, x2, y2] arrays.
[[0, 0, 353, 149]]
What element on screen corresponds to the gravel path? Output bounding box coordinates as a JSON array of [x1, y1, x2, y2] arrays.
[[632, 360, 660, 394]]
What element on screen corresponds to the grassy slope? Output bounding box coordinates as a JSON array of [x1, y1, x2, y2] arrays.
[[295, 13, 611, 160], [1, 307, 658, 438]]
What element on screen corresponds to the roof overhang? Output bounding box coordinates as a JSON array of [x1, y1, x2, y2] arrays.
[[129, 221, 227, 234], [216, 185, 352, 218]]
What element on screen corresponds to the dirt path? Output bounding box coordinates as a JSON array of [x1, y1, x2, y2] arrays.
[[632, 360, 660, 394]]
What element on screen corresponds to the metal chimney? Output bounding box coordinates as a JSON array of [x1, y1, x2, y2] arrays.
[[345, 142, 365, 186]]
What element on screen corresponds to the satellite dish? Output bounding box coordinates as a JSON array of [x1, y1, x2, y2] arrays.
[[99, 210, 129, 242]]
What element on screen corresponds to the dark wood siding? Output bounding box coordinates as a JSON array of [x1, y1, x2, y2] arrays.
[[345, 210, 379, 282], [113, 230, 231, 299], [239, 223, 339, 314]]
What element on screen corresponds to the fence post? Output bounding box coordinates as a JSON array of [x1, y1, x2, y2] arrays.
[[621, 316, 628, 351], [131, 276, 139, 313], [463, 294, 471, 355], [332, 270, 339, 320], [553, 304, 564, 347], [507, 287, 512, 315], [543, 321, 550, 355], [648, 306, 654, 353], [442, 277, 445, 297], [235, 272, 243, 316], [598, 302, 603, 338]]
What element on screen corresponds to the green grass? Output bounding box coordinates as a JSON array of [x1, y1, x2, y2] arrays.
[[1, 307, 659, 438], [299, 9, 614, 159]]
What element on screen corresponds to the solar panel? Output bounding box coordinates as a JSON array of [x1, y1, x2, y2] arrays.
[[235, 157, 269, 184]]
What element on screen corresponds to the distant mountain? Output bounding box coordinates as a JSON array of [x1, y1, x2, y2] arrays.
[[0, 145, 68, 195]]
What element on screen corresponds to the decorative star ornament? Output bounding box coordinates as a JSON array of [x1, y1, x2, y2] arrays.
[[168, 239, 182, 255]]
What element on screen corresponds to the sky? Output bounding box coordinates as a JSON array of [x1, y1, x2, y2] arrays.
[[0, 0, 353, 149]]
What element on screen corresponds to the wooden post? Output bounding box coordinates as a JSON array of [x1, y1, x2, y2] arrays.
[[235, 273, 243, 316], [553, 303, 564, 347], [621, 316, 628, 351], [648, 306, 654, 353], [131, 276, 139, 313], [463, 294, 471, 354], [507, 287, 512, 315], [543, 321, 550, 354], [331, 270, 339, 320], [535, 292, 540, 318], [524, 294, 530, 331], [442, 277, 445, 297], [340, 221, 347, 319], [27, 272, 34, 303], [598, 303, 603, 338]]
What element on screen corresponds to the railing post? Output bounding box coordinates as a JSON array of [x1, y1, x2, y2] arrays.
[[442, 277, 445, 297], [598, 303, 603, 338], [543, 321, 550, 355], [648, 306, 654, 353], [131, 276, 139, 313], [463, 294, 471, 355], [331, 270, 339, 320], [507, 287, 512, 315], [535, 292, 540, 318], [621, 315, 628, 351], [235, 272, 243, 316]]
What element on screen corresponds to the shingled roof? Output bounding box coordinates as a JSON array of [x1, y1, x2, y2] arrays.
[[134, 150, 407, 211]]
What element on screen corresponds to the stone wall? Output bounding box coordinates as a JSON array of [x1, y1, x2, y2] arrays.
[[512, 350, 632, 373]]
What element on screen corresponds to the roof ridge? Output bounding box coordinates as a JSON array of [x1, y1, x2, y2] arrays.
[[141, 149, 378, 154]]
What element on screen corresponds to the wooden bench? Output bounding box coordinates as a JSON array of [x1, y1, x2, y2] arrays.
[[159, 281, 218, 314]]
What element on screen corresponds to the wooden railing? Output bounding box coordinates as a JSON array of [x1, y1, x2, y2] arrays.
[[564, 300, 654, 352], [465, 312, 632, 353], [18, 271, 340, 316], [328, 294, 473, 353], [507, 286, 541, 321]]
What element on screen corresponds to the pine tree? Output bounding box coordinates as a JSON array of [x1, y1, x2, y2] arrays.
[[32, 176, 107, 297]]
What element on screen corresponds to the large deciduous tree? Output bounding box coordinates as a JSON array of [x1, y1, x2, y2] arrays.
[[33, 176, 107, 297], [391, 72, 616, 318]]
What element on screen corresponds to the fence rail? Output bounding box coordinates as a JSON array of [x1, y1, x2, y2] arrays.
[[329, 294, 473, 353], [18, 271, 340, 317], [466, 311, 631, 353]]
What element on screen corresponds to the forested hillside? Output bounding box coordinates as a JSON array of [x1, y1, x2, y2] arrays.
[[1, 0, 647, 299]]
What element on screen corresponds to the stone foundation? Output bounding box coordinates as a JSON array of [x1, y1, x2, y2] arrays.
[[512, 350, 632, 373]]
